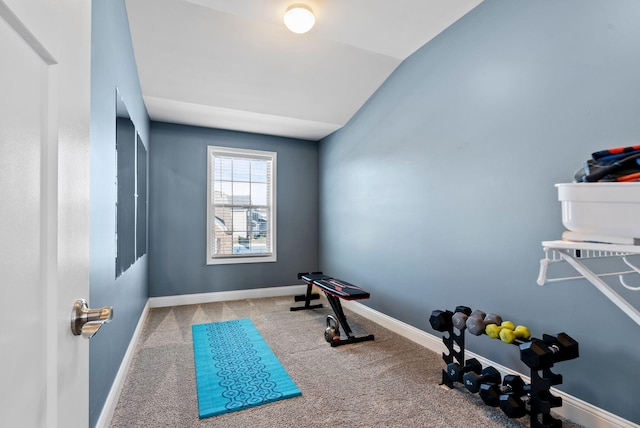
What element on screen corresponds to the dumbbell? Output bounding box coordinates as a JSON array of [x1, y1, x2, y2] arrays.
[[466, 311, 503, 336], [543, 332, 579, 363], [451, 306, 472, 331], [429, 309, 453, 332], [463, 366, 501, 393], [499, 325, 531, 344], [446, 357, 482, 383], [485, 321, 515, 338], [479, 374, 527, 407], [519, 332, 579, 369], [500, 390, 531, 419]]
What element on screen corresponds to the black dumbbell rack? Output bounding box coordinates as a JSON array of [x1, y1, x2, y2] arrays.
[[434, 307, 576, 428], [439, 319, 465, 389], [529, 367, 564, 428]]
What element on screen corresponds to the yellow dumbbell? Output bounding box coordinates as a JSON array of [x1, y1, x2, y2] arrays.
[[499, 325, 531, 344], [485, 321, 515, 338]]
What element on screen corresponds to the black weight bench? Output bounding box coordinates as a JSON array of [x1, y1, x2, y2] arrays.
[[291, 272, 375, 347]]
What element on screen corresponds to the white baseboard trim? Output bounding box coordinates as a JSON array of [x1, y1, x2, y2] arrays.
[[96, 285, 304, 427], [96, 289, 637, 428], [95, 300, 151, 428], [148, 284, 307, 308], [342, 300, 638, 428]]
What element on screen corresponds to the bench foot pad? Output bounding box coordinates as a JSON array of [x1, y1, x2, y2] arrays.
[[330, 334, 375, 347], [290, 303, 323, 311]]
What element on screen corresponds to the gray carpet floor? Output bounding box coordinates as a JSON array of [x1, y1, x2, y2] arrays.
[[109, 296, 584, 427]]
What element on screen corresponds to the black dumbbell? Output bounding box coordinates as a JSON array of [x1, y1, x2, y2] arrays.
[[543, 333, 579, 362], [446, 358, 482, 383], [466, 311, 503, 336], [463, 366, 501, 393], [429, 309, 453, 332], [455, 305, 472, 316], [519, 332, 579, 369], [451, 306, 472, 331], [500, 391, 530, 419], [479, 374, 527, 407]]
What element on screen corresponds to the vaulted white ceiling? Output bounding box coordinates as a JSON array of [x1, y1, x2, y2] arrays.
[[125, 0, 482, 141]]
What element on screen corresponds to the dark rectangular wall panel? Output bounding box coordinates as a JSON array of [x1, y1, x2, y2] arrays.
[[136, 134, 147, 259]]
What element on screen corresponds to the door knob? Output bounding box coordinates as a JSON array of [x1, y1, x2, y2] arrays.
[[70, 299, 113, 339]]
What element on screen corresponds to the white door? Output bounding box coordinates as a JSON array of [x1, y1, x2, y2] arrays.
[[0, 1, 91, 427]]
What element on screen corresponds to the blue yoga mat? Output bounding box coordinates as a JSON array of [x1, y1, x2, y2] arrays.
[[192, 318, 301, 418]]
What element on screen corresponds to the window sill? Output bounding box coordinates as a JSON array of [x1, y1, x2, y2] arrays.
[[207, 254, 277, 265]]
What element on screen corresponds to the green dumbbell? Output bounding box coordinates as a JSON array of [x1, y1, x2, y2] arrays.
[[485, 321, 515, 338], [499, 325, 531, 344]]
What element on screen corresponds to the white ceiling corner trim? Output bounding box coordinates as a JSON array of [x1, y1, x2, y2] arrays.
[[145, 96, 342, 141]]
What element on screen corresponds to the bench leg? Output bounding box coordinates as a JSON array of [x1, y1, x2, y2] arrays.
[[290, 283, 323, 311], [325, 294, 374, 347]]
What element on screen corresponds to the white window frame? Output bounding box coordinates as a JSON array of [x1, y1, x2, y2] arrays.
[[206, 146, 277, 265]]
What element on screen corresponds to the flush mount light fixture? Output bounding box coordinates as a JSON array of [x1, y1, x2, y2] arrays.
[[284, 3, 315, 34]]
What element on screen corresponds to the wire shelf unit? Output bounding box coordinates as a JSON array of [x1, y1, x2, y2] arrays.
[[538, 240, 640, 327]]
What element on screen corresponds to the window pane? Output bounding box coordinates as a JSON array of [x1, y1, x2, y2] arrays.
[[213, 157, 221, 181], [213, 215, 232, 255], [218, 157, 233, 181], [215, 207, 232, 233], [232, 158, 251, 182], [250, 208, 268, 240], [230, 208, 246, 234], [232, 182, 250, 206], [251, 182, 267, 206], [251, 159, 268, 183], [214, 181, 232, 205]]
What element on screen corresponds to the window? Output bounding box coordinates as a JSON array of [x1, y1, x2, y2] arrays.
[[207, 146, 276, 264]]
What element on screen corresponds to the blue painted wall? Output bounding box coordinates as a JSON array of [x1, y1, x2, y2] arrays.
[[89, 0, 149, 426], [319, 0, 640, 423], [148, 122, 318, 297]]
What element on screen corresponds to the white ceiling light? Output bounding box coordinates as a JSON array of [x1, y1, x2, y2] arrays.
[[284, 3, 315, 34]]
